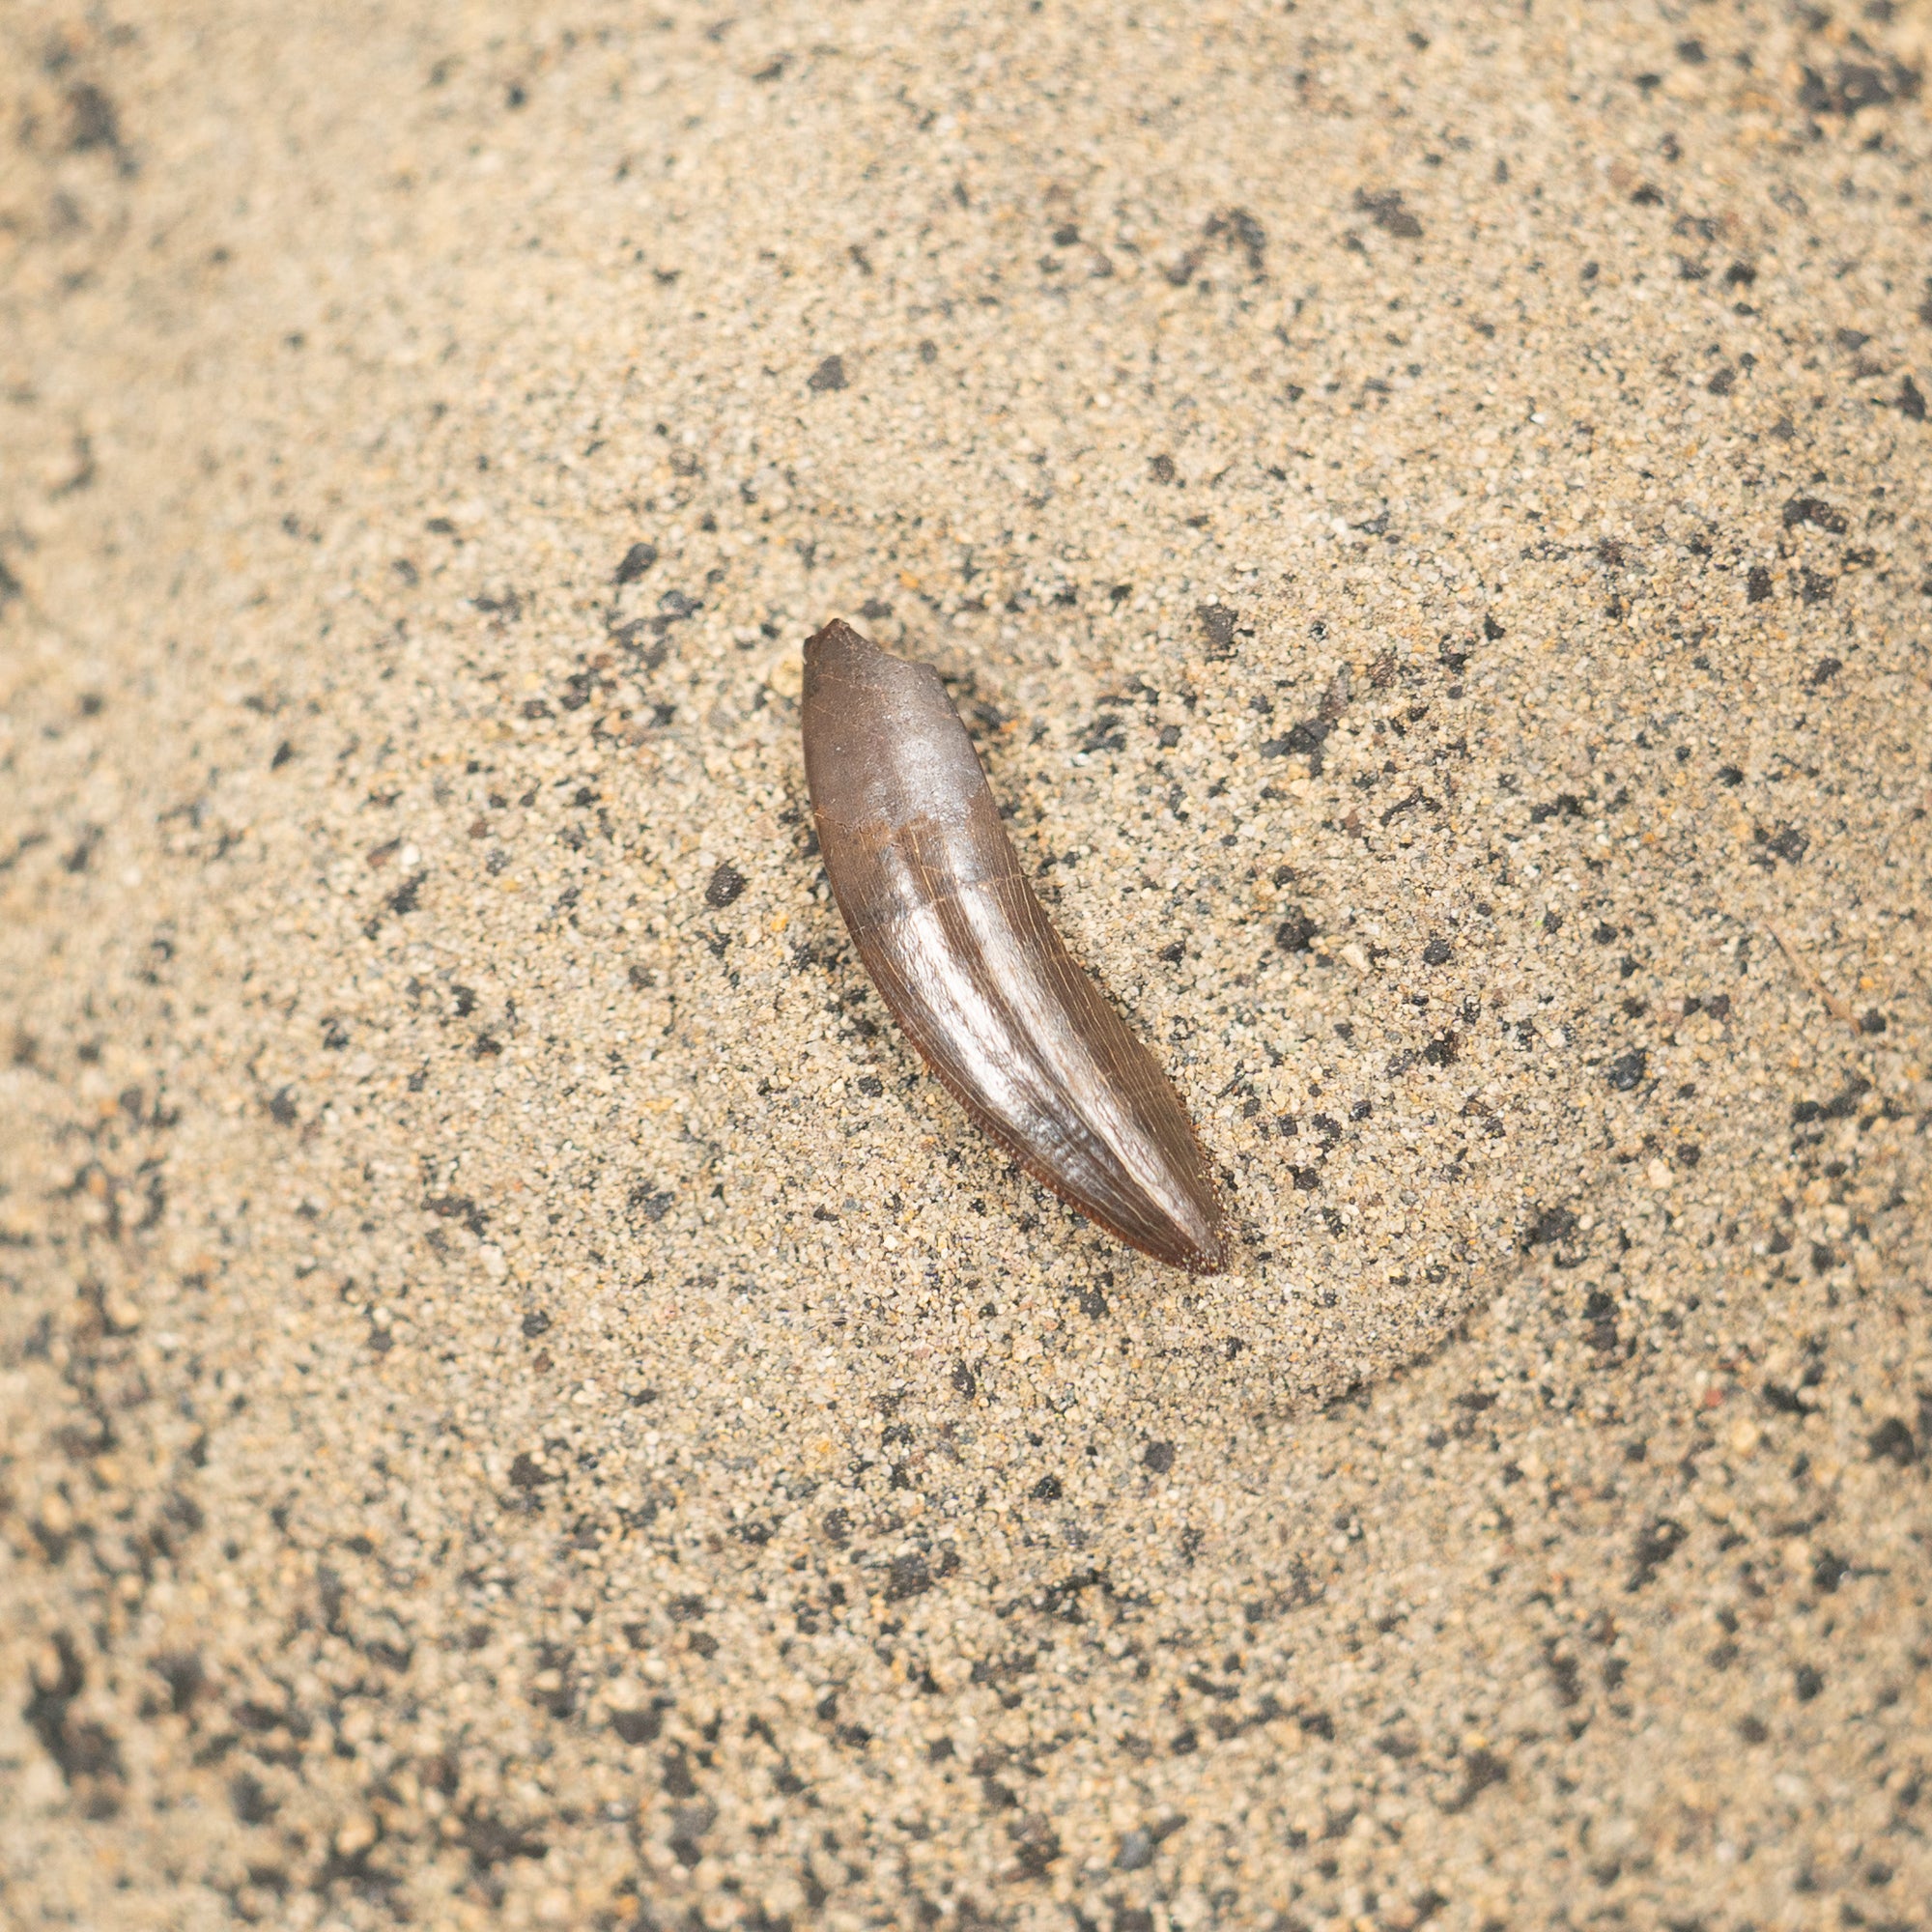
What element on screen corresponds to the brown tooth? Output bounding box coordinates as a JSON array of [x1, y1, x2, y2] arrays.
[[801, 618, 1227, 1274]]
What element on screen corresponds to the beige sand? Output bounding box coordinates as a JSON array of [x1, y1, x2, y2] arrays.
[[3, 2, 1929, 1925]]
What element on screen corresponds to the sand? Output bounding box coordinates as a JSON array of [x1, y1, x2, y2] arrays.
[[3, 1, 1929, 1925]]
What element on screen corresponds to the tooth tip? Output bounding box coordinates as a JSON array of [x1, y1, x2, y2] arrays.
[[1150, 1213, 1227, 1274]]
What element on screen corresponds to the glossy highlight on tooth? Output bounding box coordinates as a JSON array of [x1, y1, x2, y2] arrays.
[[800, 619, 1228, 1273]]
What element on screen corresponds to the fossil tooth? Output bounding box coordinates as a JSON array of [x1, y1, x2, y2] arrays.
[[801, 619, 1227, 1273]]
